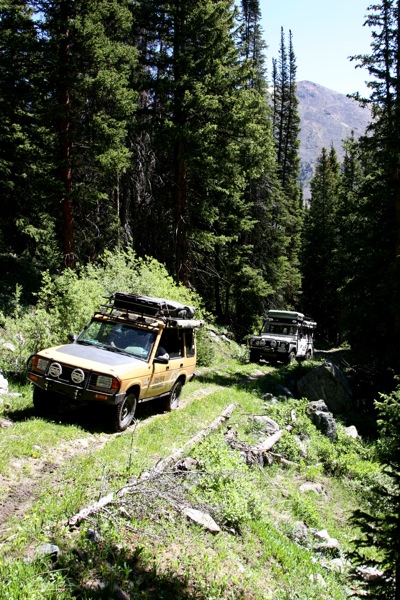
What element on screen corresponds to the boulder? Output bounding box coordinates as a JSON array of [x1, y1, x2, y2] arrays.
[[297, 361, 352, 413], [344, 425, 359, 439], [306, 400, 337, 441], [0, 373, 8, 393]]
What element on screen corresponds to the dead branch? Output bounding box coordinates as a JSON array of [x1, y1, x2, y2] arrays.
[[66, 403, 236, 527], [255, 430, 283, 452]]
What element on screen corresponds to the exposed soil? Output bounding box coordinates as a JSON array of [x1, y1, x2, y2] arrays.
[[0, 434, 110, 537], [0, 386, 222, 537]]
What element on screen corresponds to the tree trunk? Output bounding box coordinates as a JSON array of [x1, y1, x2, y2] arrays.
[[59, 1, 74, 268]]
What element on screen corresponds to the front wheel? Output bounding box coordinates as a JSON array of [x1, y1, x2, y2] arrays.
[[164, 380, 183, 411], [249, 349, 260, 363], [112, 392, 137, 432], [286, 351, 296, 365], [33, 386, 52, 416]]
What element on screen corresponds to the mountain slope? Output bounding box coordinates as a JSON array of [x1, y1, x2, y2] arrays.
[[297, 80, 371, 198]]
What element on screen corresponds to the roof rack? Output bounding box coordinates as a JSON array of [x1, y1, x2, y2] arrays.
[[265, 310, 317, 329], [99, 292, 203, 329]]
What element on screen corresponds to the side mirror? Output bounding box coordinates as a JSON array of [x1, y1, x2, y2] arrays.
[[153, 355, 169, 364], [69, 333, 77, 342]]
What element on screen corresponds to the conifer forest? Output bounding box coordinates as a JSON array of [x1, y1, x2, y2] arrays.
[[1, 0, 400, 368]]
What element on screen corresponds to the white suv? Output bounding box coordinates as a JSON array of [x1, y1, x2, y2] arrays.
[[249, 310, 316, 365]]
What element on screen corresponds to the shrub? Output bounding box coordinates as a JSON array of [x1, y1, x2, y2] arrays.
[[190, 434, 260, 528], [0, 249, 204, 377]]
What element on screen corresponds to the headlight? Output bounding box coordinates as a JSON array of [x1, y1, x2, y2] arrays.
[[31, 356, 49, 373], [95, 375, 119, 390]]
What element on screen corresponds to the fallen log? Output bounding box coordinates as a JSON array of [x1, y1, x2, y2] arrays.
[[67, 403, 236, 527]]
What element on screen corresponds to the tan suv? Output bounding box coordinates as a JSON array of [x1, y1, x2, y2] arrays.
[[27, 293, 203, 431]]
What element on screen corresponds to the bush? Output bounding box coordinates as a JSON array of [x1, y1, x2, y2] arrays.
[[195, 328, 216, 367], [190, 434, 260, 528], [0, 249, 204, 377]]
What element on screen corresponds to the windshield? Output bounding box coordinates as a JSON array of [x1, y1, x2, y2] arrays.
[[77, 320, 157, 361], [262, 323, 297, 336]]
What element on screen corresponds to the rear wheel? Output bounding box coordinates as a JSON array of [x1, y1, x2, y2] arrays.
[[164, 380, 183, 411], [112, 392, 137, 432]]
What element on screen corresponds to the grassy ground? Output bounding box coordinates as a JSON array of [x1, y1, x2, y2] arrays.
[[0, 349, 377, 599]]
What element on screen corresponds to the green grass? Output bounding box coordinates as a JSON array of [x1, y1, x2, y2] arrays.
[[0, 356, 378, 598]]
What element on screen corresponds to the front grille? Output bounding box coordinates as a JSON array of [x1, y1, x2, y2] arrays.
[[48, 362, 89, 388]]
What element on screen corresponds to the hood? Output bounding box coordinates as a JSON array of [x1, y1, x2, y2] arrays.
[[38, 343, 148, 376], [253, 333, 295, 342]]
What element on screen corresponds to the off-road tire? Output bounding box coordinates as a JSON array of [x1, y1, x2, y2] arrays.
[[164, 380, 183, 411], [33, 386, 52, 416], [286, 351, 296, 365], [112, 392, 137, 432], [249, 349, 260, 363]]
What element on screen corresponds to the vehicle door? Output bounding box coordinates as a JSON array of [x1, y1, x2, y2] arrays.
[[297, 326, 309, 356], [145, 329, 184, 397]]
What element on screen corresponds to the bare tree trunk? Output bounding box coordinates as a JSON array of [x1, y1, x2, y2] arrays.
[[59, 1, 74, 268]]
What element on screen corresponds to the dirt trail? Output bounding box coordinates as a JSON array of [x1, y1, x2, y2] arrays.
[[0, 386, 222, 537]]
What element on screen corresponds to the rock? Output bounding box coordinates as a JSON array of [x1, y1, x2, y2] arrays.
[[314, 529, 341, 557], [306, 400, 338, 440], [310, 573, 327, 587], [0, 373, 8, 392], [112, 585, 131, 600], [330, 558, 346, 572], [175, 457, 199, 471], [273, 384, 294, 399], [0, 418, 13, 428], [262, 393, 278, 404], [2, 343, 15, 353], [299, 481, 324, 494], [344, 425, 359, 439], [183, 508, 221, 533], [36, 543, 61, 561], [86, 528, 100, 543], [297, 362, 352, 413], [291, 521, 309, 545], [314, 529, 330, 541], [315, 538, 341, 556], [356, 565, 384, 581]]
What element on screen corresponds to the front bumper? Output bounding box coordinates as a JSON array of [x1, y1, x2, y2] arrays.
[[27, 372, 124, 405]]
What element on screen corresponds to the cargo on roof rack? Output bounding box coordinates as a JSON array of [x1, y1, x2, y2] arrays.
[[111, 292, 196, 320]]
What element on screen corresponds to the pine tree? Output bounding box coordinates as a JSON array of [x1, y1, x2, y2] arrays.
[[0, 0, 59, 298], [349, 382, 400, 599], [33, 0, 137, 265], [301, 147, 341, 341], [271, 27, 303, 308], [346, 0, 400, 366], [128, 0, 285, 330], [335, 134, 367, 345]]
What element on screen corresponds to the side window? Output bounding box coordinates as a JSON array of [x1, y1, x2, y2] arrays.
[[184, 330, 195, 357], [159, 329, 183, 358]]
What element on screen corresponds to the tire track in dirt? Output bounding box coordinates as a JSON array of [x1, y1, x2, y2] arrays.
[[0, 384, 224, 537]]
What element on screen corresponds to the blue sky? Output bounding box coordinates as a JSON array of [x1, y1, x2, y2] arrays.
[[259, 0, 372, 96]]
